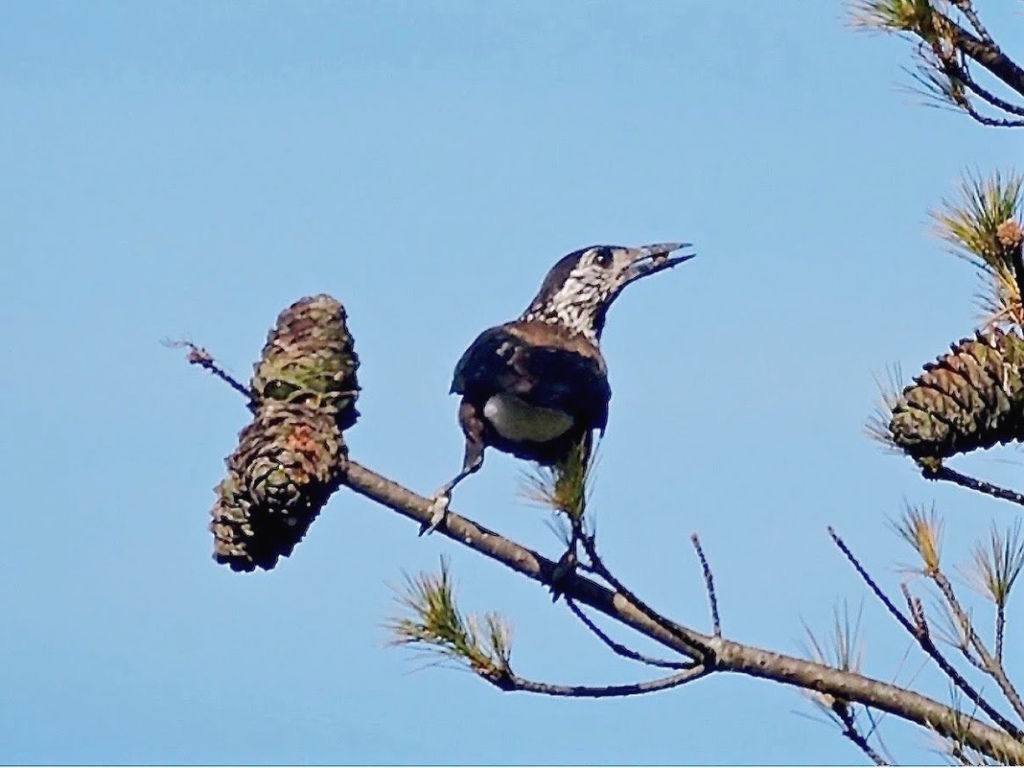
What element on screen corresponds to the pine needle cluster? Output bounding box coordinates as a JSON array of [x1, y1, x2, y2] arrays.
[[387, 557, 513, 682]]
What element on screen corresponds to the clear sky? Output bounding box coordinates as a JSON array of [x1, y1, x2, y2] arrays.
[[2, 1, 1023, 764]]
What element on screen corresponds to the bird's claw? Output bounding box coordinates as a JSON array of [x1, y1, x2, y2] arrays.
[[420, 491, 451, 536]]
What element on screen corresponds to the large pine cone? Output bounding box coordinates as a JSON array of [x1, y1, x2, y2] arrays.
[[888, 328, 1024, 466], [211, 295, 359, 572]]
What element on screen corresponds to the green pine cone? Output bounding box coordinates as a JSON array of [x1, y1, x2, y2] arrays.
[[211, 401, 346, 572], [889, 328, 1024, 465], [251, 294, 360, 429]]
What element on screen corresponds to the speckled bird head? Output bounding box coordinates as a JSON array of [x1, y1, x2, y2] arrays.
[[522, 243, 694, 342]]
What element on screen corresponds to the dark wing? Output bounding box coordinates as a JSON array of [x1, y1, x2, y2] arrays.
[[451, 325, 610, 432]]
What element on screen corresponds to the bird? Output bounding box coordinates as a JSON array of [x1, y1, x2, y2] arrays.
[[424, 242, 694, 535]]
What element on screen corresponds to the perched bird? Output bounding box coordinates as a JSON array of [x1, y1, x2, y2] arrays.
[[425, 242, 694, 533]]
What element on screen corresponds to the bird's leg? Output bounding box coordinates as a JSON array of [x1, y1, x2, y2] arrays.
[[549, 514, 585, 601], [420, 438, 484, 536]]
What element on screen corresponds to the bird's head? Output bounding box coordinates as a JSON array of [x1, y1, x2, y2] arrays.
[[522, 242, 694, 342]]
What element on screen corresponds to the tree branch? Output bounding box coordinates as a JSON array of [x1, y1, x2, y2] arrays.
[[833, 701, 888, 766], [925, 465, 1024, 509], [956, 61, 1024, 118], [828, 527, 1022, 740], [944, 12, 1024, 100], [691, 533, 721, 637], [485, 663, 709, 698], [949, 0, 992, 46], [931, 568, 1024, 724], [996, 603, 1005, 665], [337, 460, 1024, 762], [863, 2, 1024, 126], [165, 340, 255, 406], [564, 598, 690, 670], [577, 529, 712, 658]]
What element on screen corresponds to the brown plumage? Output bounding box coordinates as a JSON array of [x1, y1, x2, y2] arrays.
[[424, 242, 694, 533]]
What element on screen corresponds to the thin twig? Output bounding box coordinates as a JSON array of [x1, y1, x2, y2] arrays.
[[995, 605, 1005, 666], [962, 105, 1024, 128], [828, 528, 1023, 739], [933, 598, 988, 673], [949, 0, 993, 46], [931, 569, 1024, 724], [940, 18, 1024, 128], [165, 340, 255, 405], [863, 706, 898, 765], [925, 465, 1024, 509], [577, 532, 713, 658], [690, 533, 721, 637], [941, 63, 1024, 127], [901, 583, 929, 640], [565, 598, 689, 670], [833, 701, 888, 766], [830, 528, 920, 637], [486, 663, 709, 698], [956, 61, 1024, 118], [941, 10, 1024, 99]]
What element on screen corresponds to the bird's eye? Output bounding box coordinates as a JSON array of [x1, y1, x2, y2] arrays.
[[592, 248, 613, 269]]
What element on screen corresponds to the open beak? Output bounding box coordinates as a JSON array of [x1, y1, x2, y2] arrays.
[[622, 242, 695, 285]]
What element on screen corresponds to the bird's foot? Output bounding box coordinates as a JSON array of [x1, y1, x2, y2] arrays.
[[420, 491, 451, 536], [549, 544, 578, 602]]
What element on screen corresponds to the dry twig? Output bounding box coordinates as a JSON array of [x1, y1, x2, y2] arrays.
[[690, 533, 721, 637]]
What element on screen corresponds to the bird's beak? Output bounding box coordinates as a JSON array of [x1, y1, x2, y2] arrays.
[[622, 242, 695, 285]]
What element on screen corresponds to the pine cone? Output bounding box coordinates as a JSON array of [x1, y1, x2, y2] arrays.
[[251, 294, 360, 428], [211, 402, 346, 571], [211, 294, 359, 572], [889, 328, 1024, 465]]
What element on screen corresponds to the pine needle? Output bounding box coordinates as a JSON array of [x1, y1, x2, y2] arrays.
[[848, 0, 936, 33], [518, 436, 597, 524], [964, 519, 1024, 609], [891, 503, 944, 574], [800, 600, 866, 715], [932, 170, 1024, 326], [386, 557, 513, 678], [866, 363, 906, 451]]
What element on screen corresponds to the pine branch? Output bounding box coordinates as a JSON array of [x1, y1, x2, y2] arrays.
[[833, 701, 889, 766], [565, 598, 690, 670], [930, 568, 1024, 724], [827, 527, 1022, 739], [165, 339, 255, 405], [948, 0, 991, 46], [485, 664, 709, 698], [691, 533, 721, 637], [925, 465, 1024, 510], [336, 460, 1024, 761], [853, 0, 1024, 126], [181, 323, 1024, 763], [577, 528, 713, 659], [963, 520, 1024, 666]]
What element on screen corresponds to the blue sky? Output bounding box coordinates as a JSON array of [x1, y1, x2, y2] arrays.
[[2, 1, 1023, 763]]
